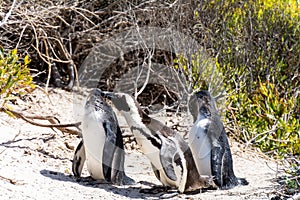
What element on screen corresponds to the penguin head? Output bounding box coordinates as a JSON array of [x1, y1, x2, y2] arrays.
[[99, 91, 143, 117], [86, 89, 110, 111], [98, 91, 130, 111], [194, 90, 218, 117]]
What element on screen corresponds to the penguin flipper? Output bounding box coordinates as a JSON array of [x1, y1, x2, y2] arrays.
[[220, 131, 243, 188], [160, 139, 178, 181], [72, 140, 86, 177], [102, 121, 117, 182], [110, 126, 126, 185], [210, 145, 224, 187], [211, 129, 241, 188]]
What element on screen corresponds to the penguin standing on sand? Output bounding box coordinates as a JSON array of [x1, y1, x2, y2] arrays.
[[72, 89, 134, 185], [99, 91, 214, 193], [188, 90, 248, 189]]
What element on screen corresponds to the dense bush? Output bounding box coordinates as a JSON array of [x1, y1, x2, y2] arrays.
[[0, 47, 35, 115], [191, 0, 300, 158]]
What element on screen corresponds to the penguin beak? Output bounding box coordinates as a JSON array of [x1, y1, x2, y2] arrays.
[[98, 91, 130, 112]]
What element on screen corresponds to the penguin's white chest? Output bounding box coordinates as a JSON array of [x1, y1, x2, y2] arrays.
[[189, 117, 212, 176], [82, 111, 106, 179]]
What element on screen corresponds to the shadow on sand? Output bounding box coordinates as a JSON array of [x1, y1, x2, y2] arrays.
[[39, 169, 184, 199]]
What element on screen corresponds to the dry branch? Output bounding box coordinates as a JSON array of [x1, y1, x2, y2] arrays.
[[0, 107, 81, 136], [0, 175, 20, 185]]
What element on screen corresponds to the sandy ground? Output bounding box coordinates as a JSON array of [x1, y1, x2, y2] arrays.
[[0, 88, 282, 200]]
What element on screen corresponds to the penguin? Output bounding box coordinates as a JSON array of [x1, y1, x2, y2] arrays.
[[188, 90, 248, 189], [99, 91, 214, 193], [72, 88, 134, 185]]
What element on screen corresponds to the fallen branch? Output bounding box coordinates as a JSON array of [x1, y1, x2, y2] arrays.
[[0, 175, 20, 185], [0, 107, 81, 136]]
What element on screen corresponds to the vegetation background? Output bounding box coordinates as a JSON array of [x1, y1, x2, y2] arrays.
[[0, 0, 299, 197]]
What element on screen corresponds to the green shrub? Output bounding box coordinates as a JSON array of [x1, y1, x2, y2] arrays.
[[0, 47, 35, 115], [174, 50, 299, 158], [173, 52, 227, 96], [226, 80, 299, 157], [190, 0, 300, 158]]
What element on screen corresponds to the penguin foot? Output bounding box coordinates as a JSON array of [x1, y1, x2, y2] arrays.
[[238, 177, 249, 186], [122, 175, 136, 185], [203, 175, 218, 189], [218, 177, 248, 190]]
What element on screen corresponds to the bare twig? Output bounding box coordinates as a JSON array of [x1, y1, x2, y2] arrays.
[[0, 130, 22, 155], [0, 0, 19, 27], [0, 107, 81, 135], [43, 37, 51, 93], [0, 175, 21, 185]]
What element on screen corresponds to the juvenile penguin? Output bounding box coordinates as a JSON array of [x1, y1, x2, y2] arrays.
[[72, 88, 134, 185], [188, 90, 248, 189], [100, 91, 214, 193]]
